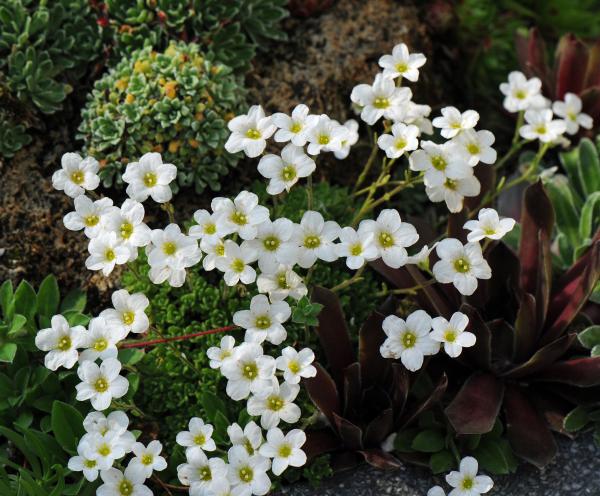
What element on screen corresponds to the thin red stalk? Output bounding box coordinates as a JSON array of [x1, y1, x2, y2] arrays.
[[119, 325, 238, 349]]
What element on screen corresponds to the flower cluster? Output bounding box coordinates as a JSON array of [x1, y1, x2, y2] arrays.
[[428, 456, 494, 496]]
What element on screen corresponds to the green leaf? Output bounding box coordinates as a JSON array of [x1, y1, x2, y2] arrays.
[[118, 348, 145, 365], [578, 138, 600, 197], [394, 429, 418, 452], [546, 177, 580, 246], [579, 191, 600, 242], [51, 400, 84, 455], [0, 280, 13, 318], [0, 426, 42, 477], [578, 325, 600, 349], [59, 288, 86, 313], [9, 313, 27, 334], [14, 280, 37, 323], [37, 275, 60, 318], [473, 438, 510, 474], [200, 391, 227, 424], [411, 429, 445, 453], [291, 297, 323, 326], [0, 343, 17, 363], [63, 311, 90, 327], [592, 344, 600, 357], [429, 450, 455, 474], [563, 406, 589, 432]]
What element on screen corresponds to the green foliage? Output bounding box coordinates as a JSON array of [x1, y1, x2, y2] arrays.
[[0, 109, 32, 158], [0, 276, 92, 495], [291, 297, 323, 326], [0, 0, 102, 158], [78, 41, 246, 194], [99, 0, 289, 71]]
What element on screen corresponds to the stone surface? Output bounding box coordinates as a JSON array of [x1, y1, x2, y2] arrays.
[[276, 436, 600, 495]]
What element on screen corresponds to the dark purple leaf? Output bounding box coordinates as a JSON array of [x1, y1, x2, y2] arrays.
[[359, 449, 402, 469], [584, 40, 600, 88], [343, 362, 362, 421], [303, 429, 342, 459], [504, 385, 557, 468], [358, 310, 389, 387], [459, 304, 491, 370], [488, 318, 514, 361], [445, 372, 504, 435], [333, 413, 363, 450], [391, 363, 410, 421], [304, 363, 341, 426], [555, 34, 589, 98], [401, 373, 448, 428], [513, 293, 538, 363], [532, 357, 600, 386], [516, 28, 551, 91], [364, 408, 394, 446]]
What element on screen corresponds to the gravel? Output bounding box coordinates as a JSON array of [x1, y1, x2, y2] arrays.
[[276, 435, 600, 495]]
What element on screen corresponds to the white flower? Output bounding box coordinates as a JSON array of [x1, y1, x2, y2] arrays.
[[128, 440, 167, 479], [63, 196, 114, 238], [259, 428, 307, 476], [215, 240, 258, 286], [122, 152, 177, 203], [258, 144, 316, 195], [207, 335, 237, 370], [200, 237, 226, 271], [83, 410, 133, 441], [358, 209, 418, 268], [85, 232, 130, 276], [234, 294, 291, 345], [212, 191, 270, 240], [225, 105, 276, 158], [432, 106, 479, 139], [275, 347, 316, 384], [378, 43, 426, 82], [68, 444, 102, 481], [500, 71, 547, 112], [202, 479, 231, 496], [425, 173, 481, 213], [430, 312, 476, 358], [75, 357, 129, 411], [335, 226, 378, 270], [272, 104, 318, 146], [288, 210, 340, 268], [305, 115, 347, 155], [256, 259, 308, 302], [104, 199, 151, 259], [406, 243, 436, 266], [377, 123, 420, 158], [221, 342, 275, 401], [463, 208, 516, 242], [404, 102, 433, 134], [351, 74, 412, 125], [246, 218, 297, 266], [146, 224, 202, 287], [519, 109, 567, 143], [52, 153, 100, 198], [227, 446, 271, 496], [432, 239, 492, 295], [81, 430, 131, 469], [380, 311, 439, 371], [176, 417, 217, 456], [333, 119, 360, 159], [177, 450, 228, 495], [79, 316, 127, 363], [552, 93, 593, 134], [100, 289, 150, 335], [35, 314, 85, 370], [453, 129, 497, 166], [428, 486, 446, 496], [409, 141, 471, 186], [446, 457, 494, 496], [189, 209, 227, 242], [228, 421, 263, 455], [247, 379, 301, 429], [97, 466, 152, 496]]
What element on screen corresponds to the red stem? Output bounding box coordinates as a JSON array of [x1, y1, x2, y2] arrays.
[[119, 325, 238, 349]]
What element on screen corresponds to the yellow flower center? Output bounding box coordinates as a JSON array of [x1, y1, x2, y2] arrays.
[[444, 330, 457, 342], [288, 360, 301, 374], [535, 125, 547, 135], [230, 211, 248, 226], [120, 222, 134, 239], [198, 466, 212, 481], [453, 257, 471, 273], [402, 331, 417, 348], [57, 335, 72, 351], [290, 122, 302, 133], [395, 62, 408, 73], [350, 243, 363, 256], [242, 362, 258, 380], [122, 311, 135, 326], [245, 128, 261, 139], [303, 235, 321, 249], [84, 459, 97, 468], [70, 170, 84, 185], [194, 434, 206, 446], [163, 242, 177, 255], [281, 165, 297, 182], [232, 258, 245, 273], [467, 143, 480, 155], [373, 97, 390, 109], [244, 439, 254, 455], [268, 395, 284, 411], [568, 112, 577, 121], [255, 315, 272, 329], [431, 155, 447, 171], [98, 444, 111, 456], [239, 466, 254, 482], [515, 89, 526, 100], [141, 454, 153, 465], [105, 249, 116, 261], [94, 377, 109, 393], [215, 243, 225, 256], [378, 231, 394, 248], [143, 172, 157, 187], [445, 178, 457, 190], [318, 134, 330, 145], [277, 272, 290, 289], [462, 477, 474, 490], [204, 223, 216, 235], [93, 338, 108, 352], [119, 479, 133, 495], [484, 227, 496, 235], [278, 444, 292, 457], [395, 138, 407, 150], [263, 235, 280, 251], [84, 215, 99, 227]]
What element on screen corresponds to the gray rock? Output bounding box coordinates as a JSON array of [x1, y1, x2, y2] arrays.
[[276, 436, 600, 495]]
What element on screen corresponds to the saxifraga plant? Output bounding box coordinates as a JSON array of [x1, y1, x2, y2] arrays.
[[77, 41, 246, 193], [374, 181, 600, 468]]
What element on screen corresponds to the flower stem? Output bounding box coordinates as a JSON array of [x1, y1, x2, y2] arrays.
[[353, 133, 379, 193], [306, 174, 313, 211], [375, 278, 437, 297], [120, 325, 238, 349], [331, 265, 366, 292]]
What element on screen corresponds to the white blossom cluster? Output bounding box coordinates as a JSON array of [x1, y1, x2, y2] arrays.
[[427, 456, 494, 496]]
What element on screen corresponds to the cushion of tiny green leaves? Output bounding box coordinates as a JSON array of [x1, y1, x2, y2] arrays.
[[78, 42, 246, 193], [101, 0, 289, 71], [0, 110, 32, 158], [0, 0, 101, 114]]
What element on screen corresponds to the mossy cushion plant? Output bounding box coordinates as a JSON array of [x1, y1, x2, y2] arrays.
[[78, 41, 246, 194]]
